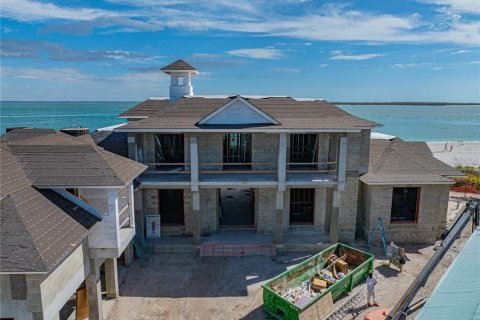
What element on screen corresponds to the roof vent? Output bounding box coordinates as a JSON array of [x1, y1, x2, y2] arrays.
[[60, 127, 90, 137]]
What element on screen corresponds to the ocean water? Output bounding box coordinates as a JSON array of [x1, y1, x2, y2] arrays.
[[0, 101, 479, 141]]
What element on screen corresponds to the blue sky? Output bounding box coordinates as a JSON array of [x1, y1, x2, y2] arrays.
[[1, 0, 479, 102]]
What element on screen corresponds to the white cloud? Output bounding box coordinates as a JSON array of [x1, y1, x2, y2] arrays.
[[320, 64, 328, 68], [227, 48, 285, 59], [451, 49, 470, 54], [1, 0, 126, 21], [1, 0, 479, 45], [419, 0, 480, 14], [330, 51, 385, 60]]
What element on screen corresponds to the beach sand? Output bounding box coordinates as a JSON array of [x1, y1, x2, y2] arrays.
[[427, 141, 480, 168]]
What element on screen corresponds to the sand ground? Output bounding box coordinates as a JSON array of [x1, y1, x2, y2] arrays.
[[107, 193, 475, 320], [427, 141, 480, 168]]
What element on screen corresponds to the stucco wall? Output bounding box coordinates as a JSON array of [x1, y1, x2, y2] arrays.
[[362, 183, 450, 244], [1, 274, 34, 320], [40, 241, 90, 320]]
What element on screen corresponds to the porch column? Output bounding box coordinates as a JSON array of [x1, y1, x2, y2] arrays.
[[124, 243, 133, 267], [275, 133, 287, 244], [192, 191, 201, 244], [274, 191, 284, 244], [190, 136, 201, 244], [86, 258, 103, 320], [105, 258, 119, 299], [128, 183, 135, 228], [330, 190, 340, 244], [337, 136, 348, 191]]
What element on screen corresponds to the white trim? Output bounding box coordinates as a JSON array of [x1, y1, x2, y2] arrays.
[[115, 128, 369, 133], [198, 95, 280, 125], [162, 69, 199, 74]]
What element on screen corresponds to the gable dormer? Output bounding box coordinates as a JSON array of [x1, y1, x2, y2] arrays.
[[198, 96, 279, 126]]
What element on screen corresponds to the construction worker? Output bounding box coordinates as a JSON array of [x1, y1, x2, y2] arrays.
[[366, 270, 379, 307]]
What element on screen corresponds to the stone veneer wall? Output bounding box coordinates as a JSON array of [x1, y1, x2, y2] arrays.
[[362, 183, 450, 244]]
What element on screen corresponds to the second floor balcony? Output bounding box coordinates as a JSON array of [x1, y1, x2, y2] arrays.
[[134, 132, 346, 189]]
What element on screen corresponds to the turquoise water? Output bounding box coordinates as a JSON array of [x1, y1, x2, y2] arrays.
[[0, 101, 479, 141]]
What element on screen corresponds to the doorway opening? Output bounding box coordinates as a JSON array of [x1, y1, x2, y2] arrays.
[[219, 188, 254, 227]]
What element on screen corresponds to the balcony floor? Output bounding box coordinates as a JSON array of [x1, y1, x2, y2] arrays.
[[139, 171, 336, 188]]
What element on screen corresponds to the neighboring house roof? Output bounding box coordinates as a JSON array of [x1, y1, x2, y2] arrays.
[[0, 146, 100, 274], [117, 96, 379, 131], [416, 226, 480, 320], [91, 130, 129, 158], [360, 138, 462, 185], [2, 129, 147, 187], [160, 59, 198, 73]]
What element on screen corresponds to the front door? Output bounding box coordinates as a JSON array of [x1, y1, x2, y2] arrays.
[[219, 188, 254, 227]]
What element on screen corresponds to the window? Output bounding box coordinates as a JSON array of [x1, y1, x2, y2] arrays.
[[391, 187, 420, 223], [223, 133, 251, 169], [158, 189, 184, 225], [178, 76, 184, 85], [154, 134, 184, 170], [290, 189, 314, 224], [289, 134, 318, 169]]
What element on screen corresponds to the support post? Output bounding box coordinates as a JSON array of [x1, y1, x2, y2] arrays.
[[128, 183, 135, 228], [192, 191, 201, 245], [275, 191, 284, 244], [330, 190, 340, 244], [190, 136, 199, 192], [105, 258, 119, 299], [278, 133, 287, 192], [124, 243, 133, 267], [86, 258, 103, 320], [337, 136, 348, 191]]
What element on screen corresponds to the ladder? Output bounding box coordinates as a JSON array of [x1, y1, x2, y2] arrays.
[[324, 284, 367, 320], [366, 217, 388, 256], [132, 228, 153, 265]]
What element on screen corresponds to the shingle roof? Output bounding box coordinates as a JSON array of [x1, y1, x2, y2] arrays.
[[0, 146, 100, 274], [118, 96, 379, 131], [3, 129, 147, 187], [160, 59, 197, 72], [360, 138, 462, 185]]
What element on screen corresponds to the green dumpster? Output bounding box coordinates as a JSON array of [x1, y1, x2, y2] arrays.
[[262, 243, 374, 320]]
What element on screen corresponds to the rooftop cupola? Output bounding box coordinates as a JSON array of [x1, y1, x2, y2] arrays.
[[161, 59, 198, 103]]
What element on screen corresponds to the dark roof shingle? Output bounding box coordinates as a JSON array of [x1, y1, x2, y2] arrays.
[[360, 138, 462, 185], [118, 96, 379, 131]]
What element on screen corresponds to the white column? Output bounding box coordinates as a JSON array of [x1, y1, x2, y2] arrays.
[[107, 189, 121, 247], [190, 136, 199, 192], [337, 136, 348, 191], [128, 183, 135, 228], [278, 133, 287, 192]]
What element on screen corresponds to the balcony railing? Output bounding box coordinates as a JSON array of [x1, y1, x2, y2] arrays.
[[118, 204, 131, 228], [143, 161, 337, 174]]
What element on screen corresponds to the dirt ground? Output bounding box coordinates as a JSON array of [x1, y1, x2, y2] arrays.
[[107, 194, 475, 320]]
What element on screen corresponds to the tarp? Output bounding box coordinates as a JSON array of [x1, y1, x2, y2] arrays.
[[416, 226, 480, 320]]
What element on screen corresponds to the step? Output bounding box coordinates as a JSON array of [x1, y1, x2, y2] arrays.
[[199, 244, 276, 257], [152, 244, 199, 254]]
